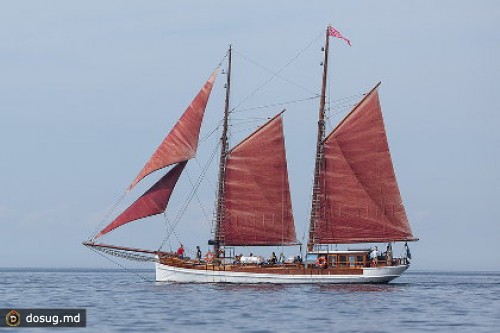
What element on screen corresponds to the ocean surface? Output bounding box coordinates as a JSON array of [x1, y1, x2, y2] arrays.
[[1, 268, 499, 332]]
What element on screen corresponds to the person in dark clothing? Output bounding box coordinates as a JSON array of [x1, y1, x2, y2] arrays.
[[268, 252, 277, 264], [196, 246, 202, 262]]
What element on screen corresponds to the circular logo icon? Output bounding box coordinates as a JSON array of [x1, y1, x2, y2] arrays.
[[6, 310, 21, 327]]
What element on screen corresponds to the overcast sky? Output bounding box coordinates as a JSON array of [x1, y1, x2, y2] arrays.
[[1, 1, 499, 271]]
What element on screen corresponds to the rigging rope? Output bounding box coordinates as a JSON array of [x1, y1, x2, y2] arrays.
[[158, 140, 220, 251], [234, 51, 318, 96], [88, 190, 128, 241], [218, 50, 229, 69], [193, 156, 217, 197], [199, 119, 223, 143], [229, 127, 262, 135], [161, 213, 183, 252], [230, 119, 267, 127], [327, 94, 364, 111], [324, 93, 365, 131], [231, 31, 323, 112], [88, 246, 154, 283], [185, 168, 213, 229], [233, 95, 320, 113]]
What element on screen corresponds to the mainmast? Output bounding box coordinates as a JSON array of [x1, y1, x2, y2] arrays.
[[213, 44, 232, 258], [308, 26, 331, 252]]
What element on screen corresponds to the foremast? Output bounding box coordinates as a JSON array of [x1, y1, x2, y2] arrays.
[[308, 26, 331, 252], [213, 44, 232, 258]]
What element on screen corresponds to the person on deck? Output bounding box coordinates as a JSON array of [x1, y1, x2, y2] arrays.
[[279, 252, 285, 264], [268, 252, 277, 265], [177, 244, 185, 258], [234, 253, 243, 264], [386, 243, 393, 266], [370, 246, 379, 266], [405, 242, 412, 263], [196, 246, 202, 262]]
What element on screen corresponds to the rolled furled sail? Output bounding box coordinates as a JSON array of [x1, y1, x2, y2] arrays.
[[221, 113, 297, 246], [96, 161, 187, 238], [314, 86, 415, 244], [128, 70, 218, 190]]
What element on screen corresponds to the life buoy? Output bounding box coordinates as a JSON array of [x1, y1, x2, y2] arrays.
[[205, 251, 215, 263], [317, 256, 327, 268]]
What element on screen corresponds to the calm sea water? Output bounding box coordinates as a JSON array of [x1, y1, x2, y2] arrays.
[[1, 268, 499, 332]]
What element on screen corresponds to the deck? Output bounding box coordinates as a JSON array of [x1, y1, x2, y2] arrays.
[[159, 257, 370, 276]]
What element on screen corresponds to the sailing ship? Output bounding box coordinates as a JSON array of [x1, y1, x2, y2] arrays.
[[84, 26, 417, 283]]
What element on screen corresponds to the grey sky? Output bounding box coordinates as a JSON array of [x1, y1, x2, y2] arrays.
[[1, 1, 499, 271]]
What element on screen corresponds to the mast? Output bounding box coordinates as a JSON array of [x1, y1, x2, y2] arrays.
[[213, 44, 232, 258], [308, 26, 331, 252]]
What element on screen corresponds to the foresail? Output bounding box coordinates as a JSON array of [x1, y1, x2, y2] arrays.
[[96, 161, 187, 239], [221, 113, 297, 246], [128, 70, 218, 190], [314, 86, 414, 244]]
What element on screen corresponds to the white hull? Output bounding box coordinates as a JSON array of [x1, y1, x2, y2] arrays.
[[155, 262, 409, 284]]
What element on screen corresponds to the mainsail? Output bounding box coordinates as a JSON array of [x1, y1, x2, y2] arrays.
[[313, 85, 415, 244], [128, 70, 218, 190], [96, 161, 187, 239], [220, 113, 297, 246]]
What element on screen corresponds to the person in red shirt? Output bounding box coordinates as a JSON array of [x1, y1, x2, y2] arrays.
[[177, 244, 184, 258]]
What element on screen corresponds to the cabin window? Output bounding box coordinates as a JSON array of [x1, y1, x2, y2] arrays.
[[348, 256, 356, 267], [357, 256, 364, 266], [339, 255, 347, 267], [329, 255, 337, 267], [306, 254, 318, 264]]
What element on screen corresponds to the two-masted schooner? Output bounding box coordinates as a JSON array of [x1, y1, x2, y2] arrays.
[[84, 26, 418, 283]]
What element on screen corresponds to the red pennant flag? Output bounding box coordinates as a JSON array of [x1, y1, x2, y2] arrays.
[[328, 26, 351, 46]]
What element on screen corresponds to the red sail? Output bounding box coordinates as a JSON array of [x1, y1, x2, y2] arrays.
[[314, 87, 414, 244], [221, 113, 297, 246], [128, 70, 217, 190], [96, 162, 186, 238]]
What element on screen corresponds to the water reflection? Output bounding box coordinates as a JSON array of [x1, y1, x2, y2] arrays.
[[154, 281, 407, 294], [215, 283, 293, 293], [316, 283, 403, 293]]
